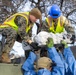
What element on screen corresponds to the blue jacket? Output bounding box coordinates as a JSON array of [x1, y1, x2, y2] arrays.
[[63, 47, 76, 75], [22, 47, 64, 75], [47, 47, 64, 75], [58, 52, 69, 74], [22, 52, 36, 75]]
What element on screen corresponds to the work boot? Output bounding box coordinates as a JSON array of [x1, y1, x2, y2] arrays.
[[61, 40, 68, 48], [46, 38, 54, 48], [1, 52, 11, 63]]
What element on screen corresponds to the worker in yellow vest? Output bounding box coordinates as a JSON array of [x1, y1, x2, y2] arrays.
[[0, 8, 41, 63], [41, 4, 75, 57], [42, 4, 75, 35]]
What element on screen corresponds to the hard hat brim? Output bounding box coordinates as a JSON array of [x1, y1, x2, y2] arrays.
[[50, 13, 61, 18]]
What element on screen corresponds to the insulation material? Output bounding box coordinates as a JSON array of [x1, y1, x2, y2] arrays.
[[34, 31, 72, 46]]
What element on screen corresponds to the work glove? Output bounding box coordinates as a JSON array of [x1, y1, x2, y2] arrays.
[[30, 42, 40, 51], [46, 38, 54, 48], [61, 40, 68, 48], [27, 39, 39, 50], [22, 40, 40, 51]]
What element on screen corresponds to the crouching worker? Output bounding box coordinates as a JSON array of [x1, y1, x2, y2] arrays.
[[22, 38, 64, 75], [0, 8, 41, 63]]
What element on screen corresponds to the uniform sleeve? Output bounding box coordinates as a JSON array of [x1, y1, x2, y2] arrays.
[[14, 15, 30, 41], [47, 47, 64, 75], [63, 47, 76, 75], [63, 17, 75, 35], [41, 20, 49, 32], [0, 27, 17, 54], [22, 51, 36, 75]]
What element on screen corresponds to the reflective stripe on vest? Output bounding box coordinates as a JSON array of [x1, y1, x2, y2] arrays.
[[46, 17, 64, 33], [3, 12, 29, 31], [0, 24, 10, 28]]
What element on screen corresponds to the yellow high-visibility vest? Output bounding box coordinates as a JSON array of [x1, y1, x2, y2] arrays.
[[1, 12, 30, 32], [46, 17, 65, 33]]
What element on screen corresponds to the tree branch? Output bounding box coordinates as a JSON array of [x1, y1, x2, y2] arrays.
[[60, 0, 64, 10], [66, 9, 76, 17]]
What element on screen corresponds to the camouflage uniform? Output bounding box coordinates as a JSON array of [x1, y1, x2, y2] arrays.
[[0, 7, 42, 62], [0, 16, 33, 62]]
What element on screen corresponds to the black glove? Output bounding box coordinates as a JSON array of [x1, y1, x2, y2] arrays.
[[30, 42, 40, 51]]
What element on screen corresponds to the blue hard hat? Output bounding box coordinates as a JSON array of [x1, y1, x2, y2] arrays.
[[49, 4, 61, 18]]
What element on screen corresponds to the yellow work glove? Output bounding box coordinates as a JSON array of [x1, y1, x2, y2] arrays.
[[61, 40, 68, 48], [46, 38, 54, 48]]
